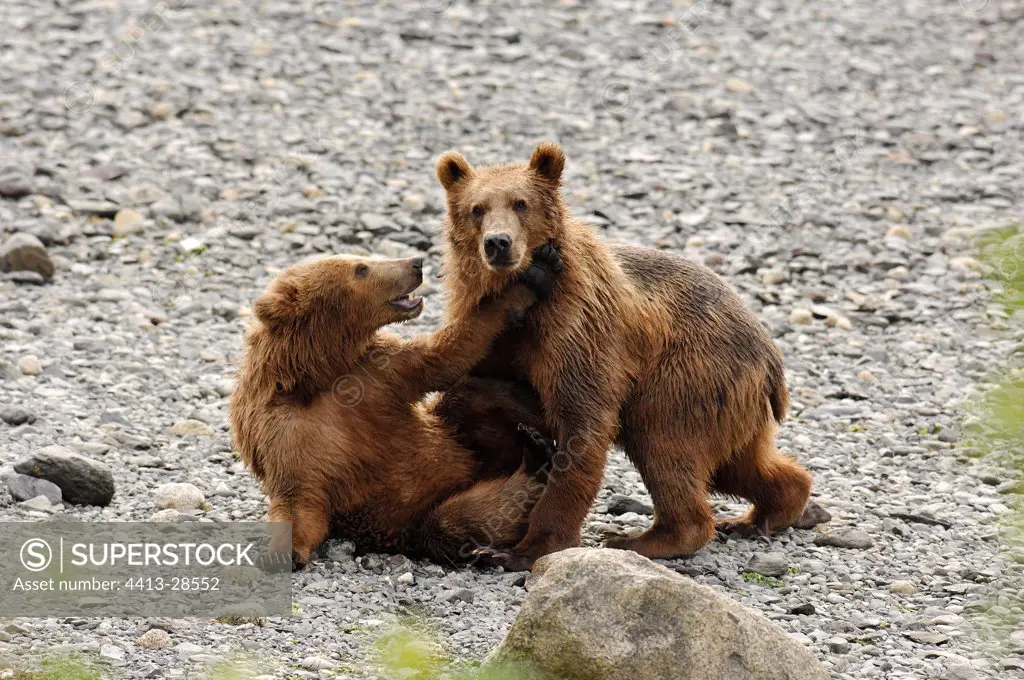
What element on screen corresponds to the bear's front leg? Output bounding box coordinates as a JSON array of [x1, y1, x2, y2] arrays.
[[269, 494, 330, 571], [505, 421, 617, 570]]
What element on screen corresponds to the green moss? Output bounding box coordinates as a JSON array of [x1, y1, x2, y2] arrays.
[[0, 654, 108, 680], [960, 223, 1024, 657], [215, 615, 265, 627], [741, 572, 783, 587]]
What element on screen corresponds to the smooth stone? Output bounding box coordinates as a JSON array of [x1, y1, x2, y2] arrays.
[[484, 548, 827, 680], [169, 419, 216, 437], [153, 483, 206, 510], [745, 552, 790, 578], [14, 446, 115, 506], [814, 528, 874, 550], [0, 233, 55, 281], [6, 473, 63, 505], [606, 494, 654, 516]]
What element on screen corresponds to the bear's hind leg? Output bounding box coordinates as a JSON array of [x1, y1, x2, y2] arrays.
[[713, 424, 813, 536], [605, 430, 717, 559], [418, 473, 545, 566]]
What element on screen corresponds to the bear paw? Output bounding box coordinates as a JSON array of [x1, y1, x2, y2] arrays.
[[517, 240, 563, 299]]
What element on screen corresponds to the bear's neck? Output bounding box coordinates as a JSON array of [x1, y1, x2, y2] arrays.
[[241, 324, 368, 401]]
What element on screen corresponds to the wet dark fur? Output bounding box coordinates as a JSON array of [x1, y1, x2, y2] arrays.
[[230, 253, 557, 567], [437, 143, 813, 569]]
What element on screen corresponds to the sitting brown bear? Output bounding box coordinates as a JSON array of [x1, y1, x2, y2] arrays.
[[229, 249, 559, 567], [435, 142, 813, 570]]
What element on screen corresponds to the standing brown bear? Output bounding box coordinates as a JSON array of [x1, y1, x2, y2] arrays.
[[435, 142, 813, 570]]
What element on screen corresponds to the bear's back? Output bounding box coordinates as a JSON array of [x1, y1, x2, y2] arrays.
[[608, 242, 779, 357]]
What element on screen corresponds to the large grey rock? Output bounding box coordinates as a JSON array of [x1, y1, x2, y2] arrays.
[[6, 473, 62, 505], [14, 446, 115, 506], [484, 548, 827, 680], [0, 232, 54, 281]]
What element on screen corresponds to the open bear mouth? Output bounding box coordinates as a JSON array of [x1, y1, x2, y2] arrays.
[[389, 292, 424, 312]]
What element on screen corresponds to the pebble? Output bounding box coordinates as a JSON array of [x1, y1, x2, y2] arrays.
[[886, 225, 913, 240], [113, 209, 145, 237], [436, 588, 476, 604], [789, 308, 813, 325], [6, 473, 62, 505], [0, 407, 36, 425], [0, 232, 54, 281], [792, 501, 832, 530], [18, 355, 43, 376], [150, 508, 186, 522], [301, 657, 339, 671], [175, 641, 206, 660], [0, 172, 33, 198], [169, 419, 216, 436], [826, 638, 851, 654], [814, 528, 874, 550], [889, 580, 918, 595], [904, 631, 950, 645], [725, 77, 754, 94], [761, 268, 789, 285], [153, 483, 206, 510], [212, 482, 237, 497], [215, 379, 235, 397], [18, 495, 57, 513], [606, 494, 654, 516], [137, 628, 173, 650], [745, 552, 789, 578]]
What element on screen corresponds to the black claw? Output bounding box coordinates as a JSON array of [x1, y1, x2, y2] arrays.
[[472, 547, 512, 568], [516, 423, 557, 477]]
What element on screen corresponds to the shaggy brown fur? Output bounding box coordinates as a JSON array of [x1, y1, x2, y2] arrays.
[[229, 253, 555, 567], [436, 142, 813, 570]]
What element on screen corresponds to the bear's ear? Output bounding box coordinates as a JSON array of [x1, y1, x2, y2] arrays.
[[436, 151, 473, 190], [254, 281, 300, 327], [529, 142, 565, 185]]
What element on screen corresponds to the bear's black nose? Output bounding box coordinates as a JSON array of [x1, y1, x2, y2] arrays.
[[484, 233, 512, 261], [410, 257, 424, 272]]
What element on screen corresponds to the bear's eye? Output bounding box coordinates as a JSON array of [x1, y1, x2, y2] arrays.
[[471, 205, 485, 217], [512, 199, 527, 212], [354, 264, 369, 279]]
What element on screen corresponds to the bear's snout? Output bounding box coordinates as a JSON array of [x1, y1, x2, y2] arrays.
[[483, 233, 513, 264]]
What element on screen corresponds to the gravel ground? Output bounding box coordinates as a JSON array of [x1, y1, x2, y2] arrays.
[[1, 0, 1023, 678]]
